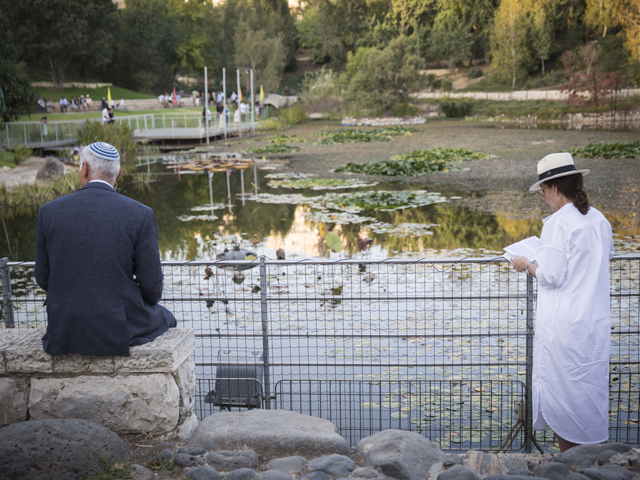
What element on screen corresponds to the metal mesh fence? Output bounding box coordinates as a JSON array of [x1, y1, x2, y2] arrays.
[[1, 256, 638, 451]]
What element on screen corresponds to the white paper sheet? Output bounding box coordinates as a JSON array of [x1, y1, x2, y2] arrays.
[[503, 236, 539, 261]]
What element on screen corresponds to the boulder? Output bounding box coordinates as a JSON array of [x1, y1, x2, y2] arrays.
[[501, 457, 532, 473], [578, 465, 638, 480], [206, 450, 260, 471], [227, 468, 258, 480], [0, 419, 131, 480], [187, 466, 223, 480], [175, 453, 206, 467], [554, 444, 632, 469], [131, 464, 153, 477], [510, 470, 534, 476], [179, 446, 207, 456], [533, 462, 571, 480], [188, 410, 350, 457], [36, 158, 65, 180], [351, 467, 384, 478], [308, 454, 357, 477], [442, 455, 463, 468], [256, 471, 295, 480], [303, 472, 332, 480], [485, 476, 542, 480], [0, 377, 29, 426], [565, 475, 591, 480], [268, 456, 308, 474], [465, 450, 502, 476], [28, 374, 180, 434], [437, 465, 479, 480], [356, 429, 445, 480], [596, 450, 620, 466]]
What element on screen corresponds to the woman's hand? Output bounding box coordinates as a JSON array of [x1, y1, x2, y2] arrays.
[[511, 255, 530, 273]]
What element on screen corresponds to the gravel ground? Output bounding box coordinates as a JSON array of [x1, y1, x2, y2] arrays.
[[234, 120, 640, 230]]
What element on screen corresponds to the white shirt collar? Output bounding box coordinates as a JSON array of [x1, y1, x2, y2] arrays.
[[89, 179, 114, 188]]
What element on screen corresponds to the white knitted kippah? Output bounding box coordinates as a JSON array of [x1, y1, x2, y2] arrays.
[[87, 142, 120, 161]]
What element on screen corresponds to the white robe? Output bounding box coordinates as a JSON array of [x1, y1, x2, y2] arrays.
[[532, 203, 614, 444]]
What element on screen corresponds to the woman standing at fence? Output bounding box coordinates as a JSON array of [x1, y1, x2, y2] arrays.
[[511, 153, 614, 453]]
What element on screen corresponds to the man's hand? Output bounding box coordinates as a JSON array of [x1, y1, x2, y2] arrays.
[[511, 255, 530, 273]]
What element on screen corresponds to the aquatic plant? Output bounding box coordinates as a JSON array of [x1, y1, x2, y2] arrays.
[[335, 148, 491, 176], [267, 178, 378, 190], [268, 134, 306, 144], [246, 144, 302, 154], [315, 129, 392, 144], [0, 174, 81, 219], [312, 190, 448, 211], [569, 141, 640, 159]]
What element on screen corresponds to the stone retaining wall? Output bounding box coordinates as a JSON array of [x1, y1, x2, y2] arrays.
[[0, 328, 197, 441]]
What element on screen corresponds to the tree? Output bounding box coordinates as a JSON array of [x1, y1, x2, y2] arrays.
[[0, 12, 36, 121], [298, 0, 369, 67], [531, 2, 553, 75], [108, 0, 182, 93], [429, 17, 474, 70], [490, 0, 532, 89], [234, 22, 288, 93], [433, 0, 497, 60], [171, 0, 216, 75], [342, 35, 423, 110], [0, 0, 117, 90], [584, 0, 626, 37]]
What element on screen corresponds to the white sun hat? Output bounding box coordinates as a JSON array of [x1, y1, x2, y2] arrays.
[[529, 152, 590, 192]]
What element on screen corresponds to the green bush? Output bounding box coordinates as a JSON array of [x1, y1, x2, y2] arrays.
[[78, 121, 136, 162], [0, 150, 16, 168], [390, 102, 419, 117], [441, 79, 453, 92], [258, 118, 284, 132], [440, 100, 474, 118], [12, 144, 33, 165], [467, 67, 483, 79], [277, 105, 308, 126]]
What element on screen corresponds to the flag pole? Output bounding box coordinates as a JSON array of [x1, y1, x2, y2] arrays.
[[237, 69, 241, 138], [250, 69, 255, 135], [223, 68, 227, 141], [204, 66, 209, 145]]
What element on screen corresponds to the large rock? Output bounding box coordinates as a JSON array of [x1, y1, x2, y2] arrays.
[[188, 410, 350, 457], [437, 465, 479, 480], [0, 377, 29, 426], [308, 454, 357, 477], [0, 419, 131, 480], [578, 465, 638, 480], [465, 450, 502, 476], [36, 158, 65, 180], [356, 429, 445, 480], [268, 456, 308, 474], [554, 444, 633, 468], [28, 374, 180, 433], [206, 450, 260, 471], [533, 462, 571, 480]]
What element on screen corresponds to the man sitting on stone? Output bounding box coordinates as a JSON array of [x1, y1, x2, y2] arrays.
[[35, 142, 176, 357]]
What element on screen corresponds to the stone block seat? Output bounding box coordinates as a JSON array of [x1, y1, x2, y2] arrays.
[[0, 328, 197, 441]]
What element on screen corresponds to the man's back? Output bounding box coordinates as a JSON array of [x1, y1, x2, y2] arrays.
[[35, 182, 176, 356]]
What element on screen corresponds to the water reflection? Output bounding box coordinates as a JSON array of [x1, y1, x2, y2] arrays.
[[3, 152, 640, 261]]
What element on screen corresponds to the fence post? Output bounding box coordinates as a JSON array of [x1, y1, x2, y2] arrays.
[[259, 256, 271, 408], [1, 257, 15, 328], [524, 274, 535, 453]]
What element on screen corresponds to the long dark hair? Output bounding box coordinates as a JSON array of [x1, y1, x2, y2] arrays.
[[544, 173, 590, 215]]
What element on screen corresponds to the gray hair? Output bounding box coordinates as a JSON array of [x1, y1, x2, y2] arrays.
[[79, 146, 120, 182]]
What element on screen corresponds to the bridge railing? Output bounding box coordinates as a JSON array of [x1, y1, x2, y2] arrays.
[[0, 112, 257, 149]]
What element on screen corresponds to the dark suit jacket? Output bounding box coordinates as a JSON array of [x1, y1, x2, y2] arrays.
[[35, 182, 176, 356]]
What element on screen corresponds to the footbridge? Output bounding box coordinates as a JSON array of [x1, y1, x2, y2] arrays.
[[0, 113, 257, 150]]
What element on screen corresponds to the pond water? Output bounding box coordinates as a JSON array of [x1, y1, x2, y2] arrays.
[[3, 153, 548, 261]]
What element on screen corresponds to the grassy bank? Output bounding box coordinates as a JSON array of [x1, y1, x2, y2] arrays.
[[417, 96, 640, 120], [33, 85, 155, 102], [18, 107, 202, 122]]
